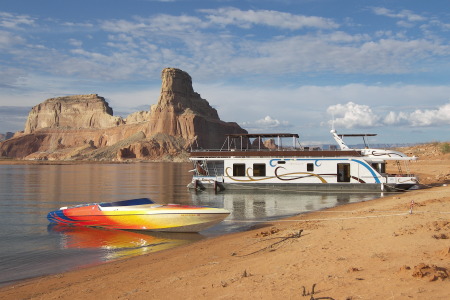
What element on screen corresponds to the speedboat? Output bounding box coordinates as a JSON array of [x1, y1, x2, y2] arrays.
[[47, 198, 230, 232]]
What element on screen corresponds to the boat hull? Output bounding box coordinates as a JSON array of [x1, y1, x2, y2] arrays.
[[47, 202, 230, 232], [188, 180, 417, 192], [188, 180, 386, 192]]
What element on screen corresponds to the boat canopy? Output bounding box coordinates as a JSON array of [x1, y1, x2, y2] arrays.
[[331, 130, 377, 150], [225, 133, 299, 138], [222, 133, 301, 151], [337, 133, 377, 137], [99, 198, 155, 207]]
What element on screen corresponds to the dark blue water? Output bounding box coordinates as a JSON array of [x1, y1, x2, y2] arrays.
[[0, 162, 384, 286]]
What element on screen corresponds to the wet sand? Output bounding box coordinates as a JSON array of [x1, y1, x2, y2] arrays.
[[1, 158, 449, 299]]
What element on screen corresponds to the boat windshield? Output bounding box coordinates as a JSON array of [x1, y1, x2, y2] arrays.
[[99, 198, 155, 207]]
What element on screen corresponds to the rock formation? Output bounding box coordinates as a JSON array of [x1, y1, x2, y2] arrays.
[[124, 111, 151, 124], [148, 68, 242, 149], [0, 68, 247, 161], [24, 94, 124, 134], [154, 68, 219, 118]]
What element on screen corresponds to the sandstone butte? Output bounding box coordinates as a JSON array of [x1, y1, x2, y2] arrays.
[[0, 68, 247, 161]]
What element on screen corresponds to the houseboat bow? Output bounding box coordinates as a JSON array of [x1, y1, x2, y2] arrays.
[[188, 130, 418, 192]]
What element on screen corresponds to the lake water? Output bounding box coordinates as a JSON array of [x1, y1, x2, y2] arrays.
[[0, 162, 385, 286]]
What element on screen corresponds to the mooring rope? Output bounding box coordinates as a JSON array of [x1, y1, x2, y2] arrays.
[[223, 208, 450, 223]]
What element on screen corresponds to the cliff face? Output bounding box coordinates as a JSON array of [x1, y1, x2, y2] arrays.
[[155, 68, 219, 118], [0, 68, 247, 161], [24, 94, 123, 134], [149, 68, 243, 149]]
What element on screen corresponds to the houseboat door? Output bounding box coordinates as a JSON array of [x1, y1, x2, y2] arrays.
[[337, 163, 351, 182]]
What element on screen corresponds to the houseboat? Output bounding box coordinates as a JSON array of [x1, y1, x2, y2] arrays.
[[187, 130, 418, 192]]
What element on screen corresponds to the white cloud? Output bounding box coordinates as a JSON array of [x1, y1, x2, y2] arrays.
[[1, 7, 449, 85], [397, 20, 414, 28], [68, 38, 83, 47], [0, 67, 28, 89], [327, 101, 450, 129], [326, 102, 381, 129], [61, 21, 94, 29], [255, 116, 289, 128], [371, 7, 426, 22], [431, 20, 450, 31], [384, 111, 409, 125], [0, 29, 25, 48], [0, 12, 35, 29], [100, 19, 148, 34], [100, 14, 205, 36], [385, 103, 450, 126], [220, 35, 450, 75], [241, 116, 291, 132], [199, 7, 339, 30], [196, 83, 450, 131]]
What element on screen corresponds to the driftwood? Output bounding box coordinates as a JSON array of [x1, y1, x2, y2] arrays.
[[302, 283, 336, 300], [233, 229, 303, 257]]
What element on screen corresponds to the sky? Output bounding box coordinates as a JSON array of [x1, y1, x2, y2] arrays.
[[1, 0, 450, 145]]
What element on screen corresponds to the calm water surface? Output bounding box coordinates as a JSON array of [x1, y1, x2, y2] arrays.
[[0, 162, 385, 286]]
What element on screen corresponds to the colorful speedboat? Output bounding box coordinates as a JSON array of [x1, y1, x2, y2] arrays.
[[47, 198, 230, 232]]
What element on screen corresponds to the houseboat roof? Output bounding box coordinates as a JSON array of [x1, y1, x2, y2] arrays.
[[337, 133, 377, 137], [225, 133, 300, 138], [190, 149, 362, 158]]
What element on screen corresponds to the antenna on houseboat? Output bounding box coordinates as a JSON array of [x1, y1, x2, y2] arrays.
[[330, 129, 350, 150], [329, 114, 350, 150]]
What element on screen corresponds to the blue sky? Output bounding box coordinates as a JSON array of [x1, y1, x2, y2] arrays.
[[1, 0, 450, 145]]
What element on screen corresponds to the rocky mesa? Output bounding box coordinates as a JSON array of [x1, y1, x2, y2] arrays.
[[24, 94, 124, 134], [0, 68, 247, 161]]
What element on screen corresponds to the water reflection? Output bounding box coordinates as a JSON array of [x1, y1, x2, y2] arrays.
[[48, 225, 203, 261], [192, 190, 385, 234]]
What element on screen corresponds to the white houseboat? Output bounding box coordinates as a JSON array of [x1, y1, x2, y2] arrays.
[[187, 130, 418, 192]]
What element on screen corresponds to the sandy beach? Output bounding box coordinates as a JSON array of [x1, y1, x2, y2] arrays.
[[1, 156, 449, 299]]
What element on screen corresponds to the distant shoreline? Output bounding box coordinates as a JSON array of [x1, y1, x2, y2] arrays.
[[0, 159, 183, 165]]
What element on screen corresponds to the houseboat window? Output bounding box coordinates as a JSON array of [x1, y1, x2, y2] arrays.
[[307, 163, 314, 172], [337, 163, 351, 182], [371, 163, 386, 174], [233, 164, 246, 176], [206, 161, 224, 176], [253, 164, 266, 177]]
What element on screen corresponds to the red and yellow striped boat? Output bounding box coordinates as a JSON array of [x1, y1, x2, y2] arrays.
[[47, 198, 230, 232]]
